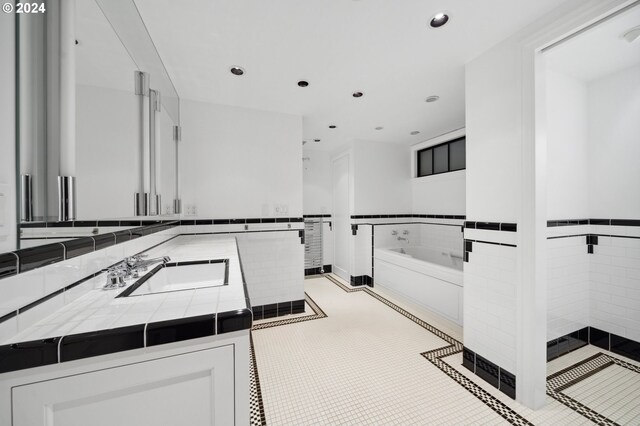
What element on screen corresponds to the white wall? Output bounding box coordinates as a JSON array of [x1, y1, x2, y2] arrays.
[[588, 64, 640, 219], [180, 99, 303, 218], [546, 69, 589, 219], [75, 84, 140, 219], [302, 148, 331, 215], [0, 10, 16, 252], [411, 129, 466, 215], [465, 39, 522, 223], [352, 140, 411, 215]]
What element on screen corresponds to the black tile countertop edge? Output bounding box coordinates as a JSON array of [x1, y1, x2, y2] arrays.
[[0, 221, 180, 282], [351, 214, 466, 220], [547, 218, 640, 227], [0, 308, 253, 374]]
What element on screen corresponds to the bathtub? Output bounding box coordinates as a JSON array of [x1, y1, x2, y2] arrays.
[[374, 246, 464, 325]]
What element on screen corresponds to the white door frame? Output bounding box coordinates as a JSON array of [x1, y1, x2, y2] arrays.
[[517, 0, 634, 408], [331, 149, 354, 281]]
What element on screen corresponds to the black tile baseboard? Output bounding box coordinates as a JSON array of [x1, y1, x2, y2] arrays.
[[252, 298, 306, 321], [350, 275, 373, 287], [547, 326, 640, 363], [461, 347, 516, 399], [547, 327, 589, 362], [304, 265, 332, 276]]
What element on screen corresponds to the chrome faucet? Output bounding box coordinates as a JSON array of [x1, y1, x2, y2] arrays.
[[103, 254, 171, 289]]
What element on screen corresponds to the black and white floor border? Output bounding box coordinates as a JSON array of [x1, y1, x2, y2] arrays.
[[249, 274, 638, 425], [547, 352, 640, 426]]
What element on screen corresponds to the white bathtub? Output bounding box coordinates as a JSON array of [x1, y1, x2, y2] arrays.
[[374, 246, 464, 325]]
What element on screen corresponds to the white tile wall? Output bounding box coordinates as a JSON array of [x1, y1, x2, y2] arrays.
[[236, 231, 304, 307], [591, 235, 640, 342], [547, 236, 589, 340], [545, 225, 640, 343], [352, 225, 373, 277], [463, 241, 518, 372]]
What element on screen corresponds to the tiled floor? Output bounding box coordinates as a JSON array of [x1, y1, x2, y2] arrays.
[[250, 274, 640, 425]]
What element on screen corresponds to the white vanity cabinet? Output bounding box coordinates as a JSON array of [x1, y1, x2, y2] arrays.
[[1, 332, 250, 426]]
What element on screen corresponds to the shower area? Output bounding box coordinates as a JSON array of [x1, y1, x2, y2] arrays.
[[543, 5, 640, 362]]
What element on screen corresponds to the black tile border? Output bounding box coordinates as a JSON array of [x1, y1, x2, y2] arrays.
[[547, 326, 640, 364], [252, 292, 327, 331], [464, 221, 517, 232], [323, 274, 532, 425], [252, 298, 306, 321], [304, 264, 332, 276], [462, 347, 516, 399], [547, 218, 640, 227], [351, 214, 466, 220], [11, 217, 305, 281], [5, 221, 180, 280], [547, 327, 589, 362], [303, 214, 331, 218], [350, 274, 373, 287]]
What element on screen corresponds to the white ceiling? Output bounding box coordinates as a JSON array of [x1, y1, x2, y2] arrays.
[[132, 0, 567, 151], [545, 4, 640, 83]]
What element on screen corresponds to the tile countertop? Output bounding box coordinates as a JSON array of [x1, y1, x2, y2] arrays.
[[3, 235, 251, 349]]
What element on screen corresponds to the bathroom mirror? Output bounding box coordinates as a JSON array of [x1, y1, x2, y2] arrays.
[[17, 0, 180, 248]]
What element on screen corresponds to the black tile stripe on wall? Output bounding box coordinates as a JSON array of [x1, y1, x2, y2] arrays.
[[351, 214, 466, 220], [547, 218, 640, 227], [6, 217, 307, 281], [464, 221, 517, 232]]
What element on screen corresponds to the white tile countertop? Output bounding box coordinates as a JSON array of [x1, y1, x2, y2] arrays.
[[4, 235, 249, 345]]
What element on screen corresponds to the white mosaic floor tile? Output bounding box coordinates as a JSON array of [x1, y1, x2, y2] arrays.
[[250, 274, 640, 426]]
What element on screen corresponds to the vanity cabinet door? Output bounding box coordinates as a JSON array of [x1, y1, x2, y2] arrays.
[[12, 345, 235, 426]]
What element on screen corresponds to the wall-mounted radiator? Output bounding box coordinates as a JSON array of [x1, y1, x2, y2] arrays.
[[304, 218, 324, 272]]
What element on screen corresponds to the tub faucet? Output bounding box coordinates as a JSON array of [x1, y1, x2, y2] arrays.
[[397, 236, 409, 243]]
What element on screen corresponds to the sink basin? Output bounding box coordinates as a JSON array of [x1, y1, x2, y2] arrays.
[[121, 260, 228, 297]]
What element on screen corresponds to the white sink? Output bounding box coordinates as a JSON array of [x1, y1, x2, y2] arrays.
[[128, 262, 227, 296]]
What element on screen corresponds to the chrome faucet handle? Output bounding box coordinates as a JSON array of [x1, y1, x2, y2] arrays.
[[403, 230, 409, 235], [104, 267, 127, 289], [391, 230, 398, 236]]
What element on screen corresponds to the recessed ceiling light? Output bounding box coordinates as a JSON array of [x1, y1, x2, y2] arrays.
[[298, 80, 309, 87], [410, 131, 420, 135], [622, 26, 640, 43], [426, 95, 440, 103], [329, 125, 337, 129], [230, 66, 245, 76], [429, 12, 449, 28], [375, 126, 384, 130], [352, 91, 364, 98], [314, 139, 321, 142]]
